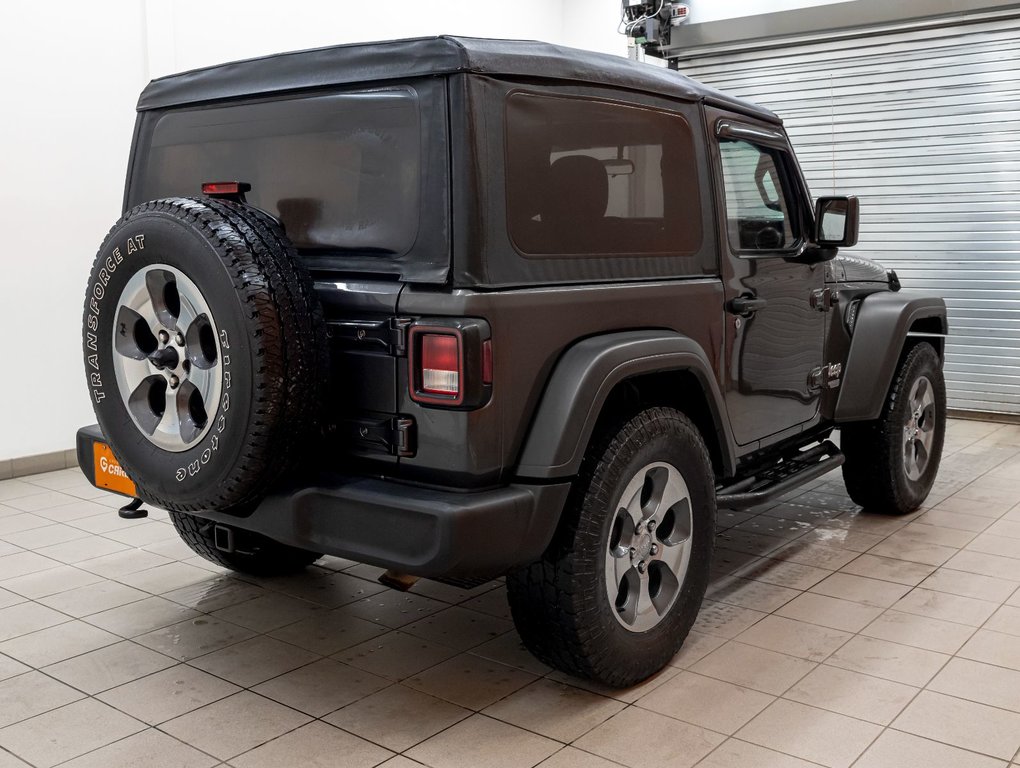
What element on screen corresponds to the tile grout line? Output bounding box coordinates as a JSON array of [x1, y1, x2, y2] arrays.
[[3, 577, 536, 767], [5, 429, 1020, 768]]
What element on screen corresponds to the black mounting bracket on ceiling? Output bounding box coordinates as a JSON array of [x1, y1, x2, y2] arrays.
[[621, 1, 691, 66]]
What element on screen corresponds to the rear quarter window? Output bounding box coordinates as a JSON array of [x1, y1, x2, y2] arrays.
[[505, 92, 702, 258]]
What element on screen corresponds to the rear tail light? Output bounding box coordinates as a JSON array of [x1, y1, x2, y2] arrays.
[[421, 334, 460, 395], [408, 321, 492, 408]]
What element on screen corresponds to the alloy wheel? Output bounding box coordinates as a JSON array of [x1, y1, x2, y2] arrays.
[[903, 374, 936, 481], [604, 461, 694, 633], [111, 264, 222, 452]]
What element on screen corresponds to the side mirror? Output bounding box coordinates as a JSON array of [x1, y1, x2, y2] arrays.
[[815, 195, 860, 248]]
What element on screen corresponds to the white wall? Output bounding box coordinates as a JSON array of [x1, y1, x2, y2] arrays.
[[560, 0, 630, 55], [1, 0, 644, 461], [0, 1, 148, 460], [145, 0, 573, 78], [8, 0, 859, 461]]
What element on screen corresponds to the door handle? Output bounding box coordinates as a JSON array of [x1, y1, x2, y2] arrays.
[[728, 294, 767, 316]]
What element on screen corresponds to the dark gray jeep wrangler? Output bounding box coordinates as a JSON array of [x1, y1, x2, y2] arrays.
[[79, 36, 947, 686]]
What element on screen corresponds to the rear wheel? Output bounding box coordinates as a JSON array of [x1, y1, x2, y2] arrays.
[[841, 342, 946, 514], [507, 407, 715, 688]]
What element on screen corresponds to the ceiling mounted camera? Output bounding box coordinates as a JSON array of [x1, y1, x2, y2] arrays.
[[620, 1, 690, 64]]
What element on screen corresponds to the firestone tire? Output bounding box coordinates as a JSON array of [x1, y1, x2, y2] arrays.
[[506, 407, 716, 688], [841, 342, 946, 515], [82, 197, 327, 514]]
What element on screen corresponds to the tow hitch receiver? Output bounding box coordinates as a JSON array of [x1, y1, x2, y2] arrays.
[[213, 525, 236, 554]]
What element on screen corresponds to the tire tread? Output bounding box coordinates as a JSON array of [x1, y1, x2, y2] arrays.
[[841, 342, 945, 514], [506, 407, 715, 687], [84, 197, 326, 515]]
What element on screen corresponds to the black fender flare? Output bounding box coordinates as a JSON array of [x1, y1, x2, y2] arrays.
[[515, 330, 736, 480], [835, 291, 947, 422]]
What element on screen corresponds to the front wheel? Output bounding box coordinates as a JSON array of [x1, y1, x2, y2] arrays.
[[841, 341, 946, 514], [507, 407, 715, 688]]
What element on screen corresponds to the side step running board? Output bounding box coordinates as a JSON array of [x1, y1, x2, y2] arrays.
[[716, 441, 844, 510]]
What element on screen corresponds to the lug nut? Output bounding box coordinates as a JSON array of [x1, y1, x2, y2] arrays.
[[629, 547, 637, 557], [637, 561, 647, 574], [175, 332, 185, 346], [169, 375, 179, 389], [158, 330, 169, 344], [650, 543, 659, 556], [648, 520, 656, 530]]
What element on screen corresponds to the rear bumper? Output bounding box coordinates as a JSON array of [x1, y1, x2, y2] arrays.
[[76, 425, 570, 580], [197, 477, 569, 580]]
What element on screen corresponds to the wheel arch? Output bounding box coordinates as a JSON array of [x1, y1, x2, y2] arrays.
[[514, 330, 736, 481], [835, 291, 948, 422], [906, 315, 947, 358]]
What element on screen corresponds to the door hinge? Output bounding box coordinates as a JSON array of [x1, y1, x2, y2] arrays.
[[329, 317, 413, 356], [808, 363, 843, 391], [810, 288, 838, 312]]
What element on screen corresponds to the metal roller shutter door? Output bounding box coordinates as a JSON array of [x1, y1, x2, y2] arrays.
[[675, 13, 1020, 416]]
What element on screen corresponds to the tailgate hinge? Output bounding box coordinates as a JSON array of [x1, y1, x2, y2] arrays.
[[329, 316, 413, 356], [347, 415, 416, 457]]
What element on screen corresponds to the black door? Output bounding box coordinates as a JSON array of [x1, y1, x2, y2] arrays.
[[710, 114, 826, 446]]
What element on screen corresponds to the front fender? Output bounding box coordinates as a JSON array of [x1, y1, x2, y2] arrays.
[[835, 291, 947, 422], [515, 330, 735, 480]]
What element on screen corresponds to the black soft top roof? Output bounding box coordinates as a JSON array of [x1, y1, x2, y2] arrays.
[[138, 35, 779, 123]]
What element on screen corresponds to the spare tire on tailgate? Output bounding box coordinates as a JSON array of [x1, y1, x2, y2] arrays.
[[82, 197, 327, 514]]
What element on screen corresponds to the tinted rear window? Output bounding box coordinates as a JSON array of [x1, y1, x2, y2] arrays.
[[138, 89, 421, 253], [505, 92, 702, 257]]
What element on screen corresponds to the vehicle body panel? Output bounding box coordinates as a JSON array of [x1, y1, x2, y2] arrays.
[[836, 291, 949, 421], [396, 279, 726, 486]]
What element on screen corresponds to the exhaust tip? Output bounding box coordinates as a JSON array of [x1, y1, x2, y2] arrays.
[[378, 570, 419, 592]]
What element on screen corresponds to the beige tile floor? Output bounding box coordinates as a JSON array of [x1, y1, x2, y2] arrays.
[[0, 418, 1019, 767]]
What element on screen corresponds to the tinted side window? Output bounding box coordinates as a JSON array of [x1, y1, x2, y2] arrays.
[[505, 92, 702, 257], [718, 140, 798, 252]]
